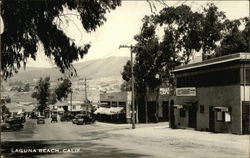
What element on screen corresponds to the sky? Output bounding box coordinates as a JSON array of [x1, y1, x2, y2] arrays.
[[27, 0, 250, 68]]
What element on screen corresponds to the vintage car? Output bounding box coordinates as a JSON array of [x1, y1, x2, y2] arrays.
[[74, 112, 95, 125], [60, 113, 72, 122], [37, 116, 45, 124], [1, 117, 24, 131], [51, 114, 58, 123], [72, 114, 85, 125]]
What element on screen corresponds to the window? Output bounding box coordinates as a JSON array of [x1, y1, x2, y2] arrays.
[[180, 108, 186, 117], [216, 111, 223, 121], [118, 102, 126, 106], [200, 105, 204, 113], [176, 68, 240, 88], [225, 112, 231, 122], [216, 110, 231, 123], [73, 105, 76, 110], [246, 69, 250, 84], [111, 102, 117, 106]]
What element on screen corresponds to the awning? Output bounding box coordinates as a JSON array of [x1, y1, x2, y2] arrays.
[[213, 107, 229, 112], [173, 105, 183, 109], [94, 107, 107, 114], [110, 107, 124, 114], [94, 107, 124, 115]]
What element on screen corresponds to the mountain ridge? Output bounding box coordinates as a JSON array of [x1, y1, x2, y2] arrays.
[[8, 56, 130, 83]]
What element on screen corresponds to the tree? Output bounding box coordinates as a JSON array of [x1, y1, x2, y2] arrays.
[[48, 91, 57, 105], [32, 77, 50, 114], [1, 0, 121, 79], [154, 5, 203, 64], [215, 18, 249, 56], [154, 3, 228, 62], [120, 80, 132, 92], [55, 78, 72, 101], [201, 3, 226, 60]]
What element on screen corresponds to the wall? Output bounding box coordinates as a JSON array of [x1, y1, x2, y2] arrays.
[[173, 85, 242, 134], [174, 96, 197, 128], [197, 85, 241, 134], [100, 92, 128, 102]]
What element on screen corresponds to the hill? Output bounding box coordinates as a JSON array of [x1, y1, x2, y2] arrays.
[[8, 56, 130, 83]]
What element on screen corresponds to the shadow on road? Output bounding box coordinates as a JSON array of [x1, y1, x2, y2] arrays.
[[1, 140, 149, 158]]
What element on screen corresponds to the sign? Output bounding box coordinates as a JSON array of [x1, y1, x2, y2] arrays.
[[160, 88, 169, 95], [176, 87, 196, 96]]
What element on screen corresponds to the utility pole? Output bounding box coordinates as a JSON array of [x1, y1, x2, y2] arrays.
[[84, 78, 91, 111], [0, 0, 3, 141], [70, 90, 73, 112], [119, 45, 136, 129]]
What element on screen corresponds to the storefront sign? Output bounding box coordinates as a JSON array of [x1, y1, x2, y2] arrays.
[[176, 87, 196, 96], [160, 88, 169, 95]]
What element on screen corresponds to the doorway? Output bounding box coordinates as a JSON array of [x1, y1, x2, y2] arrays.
[[242, 101, 250, 134], [209, 106, 215, 132], [188, 102, 197, 128]]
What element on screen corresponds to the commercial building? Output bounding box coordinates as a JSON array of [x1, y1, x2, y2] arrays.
[[170, 53, 250, 134], [137, 89, 170, 123], [95, 90, 171, 123], [94, 92, 130, 123]]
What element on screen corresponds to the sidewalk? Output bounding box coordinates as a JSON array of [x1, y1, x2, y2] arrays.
[[95, 122, 249, 158]]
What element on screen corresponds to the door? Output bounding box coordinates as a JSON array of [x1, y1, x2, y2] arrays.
[[169, 100, 175, 128], [188, 103, 197, 128], [162, 101, 169, 121], [209, 106, 215, 132], [242, 101, 250, 134]]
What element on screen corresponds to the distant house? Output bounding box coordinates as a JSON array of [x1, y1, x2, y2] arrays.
[[170, 52, 250, 134], [49, 101, 85, 115]]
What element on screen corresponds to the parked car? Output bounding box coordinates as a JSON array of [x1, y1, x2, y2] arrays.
[[1, 117, 24, 131], [51, 114, 58, 123], [37, 116, 45, 124], [72, 114, 85, 125], [74, 112, 95, 125], [60, 113, 72, 122]]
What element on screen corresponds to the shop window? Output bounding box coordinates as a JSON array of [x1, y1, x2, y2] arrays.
[[225, 112, 231, 122], [216, 111, 223, 121], [180, 108, 186, 117], [112, 102, 117, 107], [246, 69, 250, 84], [118, 102, 126, 106], [216, 110, 231, 123], [200, 105, 204, 113]]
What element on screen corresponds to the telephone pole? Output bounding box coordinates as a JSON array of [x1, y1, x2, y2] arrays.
[[119, 45, 136, 129], [84, 78, 91, 111]]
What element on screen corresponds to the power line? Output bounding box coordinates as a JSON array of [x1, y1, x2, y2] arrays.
[[77, 39, 134, 71]]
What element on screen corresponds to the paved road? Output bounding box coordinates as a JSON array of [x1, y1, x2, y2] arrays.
[[1, 119, 145, 158], [1, 119, 249, 158]]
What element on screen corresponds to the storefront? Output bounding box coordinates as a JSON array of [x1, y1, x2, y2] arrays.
[[171, 53, 250, 134], [95, 92, 130, 123]]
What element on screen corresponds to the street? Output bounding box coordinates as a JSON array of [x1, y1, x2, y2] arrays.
[[1, 119, 249, 158]]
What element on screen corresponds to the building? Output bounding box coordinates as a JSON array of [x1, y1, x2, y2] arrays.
[[95, 92, 130, 123], [95, 90, 170, 124], [49, 101, 85, 115], [170, 52, 250, 134], [137, 89, 170, 123]]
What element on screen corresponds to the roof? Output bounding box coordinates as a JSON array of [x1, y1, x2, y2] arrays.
[[172, 52, 250, 73]]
